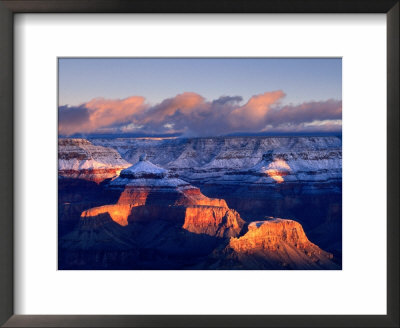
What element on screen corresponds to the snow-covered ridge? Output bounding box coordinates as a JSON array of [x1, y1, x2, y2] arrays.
[[59, 138, 130, 169], [58, 138, 131, 182], [90, 136, 342, 185], [119, 155, 167, 179], [91, 136, 341, 167], [108, 154, 191, 189]]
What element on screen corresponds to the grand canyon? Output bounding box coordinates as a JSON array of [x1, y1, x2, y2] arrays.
[[57, 57, 342, 270], [58, 136, 342, 270]]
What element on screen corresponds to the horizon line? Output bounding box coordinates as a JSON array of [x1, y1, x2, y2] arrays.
[[58, 131, 342, 139]]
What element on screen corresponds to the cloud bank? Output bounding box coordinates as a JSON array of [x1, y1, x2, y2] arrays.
[[59, 91, 342, 136]]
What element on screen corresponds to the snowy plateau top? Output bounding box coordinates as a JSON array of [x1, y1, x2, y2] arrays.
[[119, 157, 167, 179], [58, 138, 130, 171], [111, 157, 192, 189]]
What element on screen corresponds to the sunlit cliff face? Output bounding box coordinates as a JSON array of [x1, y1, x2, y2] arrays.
[[229, 219, 310, 253], [265, 159, 291, 183], [80, 186, 232, 229], [225, 218, 337, 269], [81, 204, 133, 226], [182, 206, 245, 238], [80, 187, 151, 226]]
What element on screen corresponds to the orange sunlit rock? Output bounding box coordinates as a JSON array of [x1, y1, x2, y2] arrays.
[[81, 187, 152, 226], [182, 206, 245, 238], [216, 218, 338, 269], [265, 159, 291, 183], [229, 219, 310, 252], [176, 188, 228, 207], [82, 181, 232, 230], [117, 188, 149, 205], [81, 204, 133, 226], [81, 157, 244, 239], [266, 169, 285, 183]]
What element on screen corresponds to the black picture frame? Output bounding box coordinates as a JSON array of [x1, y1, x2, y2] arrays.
[[0, 1, 398, 327]]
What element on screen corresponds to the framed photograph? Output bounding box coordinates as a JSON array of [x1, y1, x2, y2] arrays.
[[0, 1, 398, 327]]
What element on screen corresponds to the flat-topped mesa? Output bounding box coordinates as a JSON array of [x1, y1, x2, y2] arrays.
[[58, 138, 131, 183], [81, 157, 243, 237], [225, 218, 338, 269], [229, 218, 310, 252]]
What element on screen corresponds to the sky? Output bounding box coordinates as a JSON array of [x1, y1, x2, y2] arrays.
[[58, 58, 342, 137]]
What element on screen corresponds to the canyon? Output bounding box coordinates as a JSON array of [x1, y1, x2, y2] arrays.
[[58, 136, 342, 269]]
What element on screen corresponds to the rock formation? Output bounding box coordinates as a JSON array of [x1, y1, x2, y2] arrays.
[[80, 156, 245, 237], [182, 206, 243, 238], [58, 136, 342, 269], [217, 218, 339, 270], [87, 137, 342, 256], [90, 136, 342, 186], [58, 138, 131, 183]]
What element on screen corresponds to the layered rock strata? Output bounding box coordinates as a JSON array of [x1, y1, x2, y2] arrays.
[[218, 218, 338, 269], [80, 156, 245, 237], [59, 149, 340, 269], [90, 136, 342, 186], [58, 138, 131, 183]]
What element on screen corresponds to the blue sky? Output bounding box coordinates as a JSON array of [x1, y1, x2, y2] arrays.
[[59, 58, 341, 106], [58, 58, 342, 136]]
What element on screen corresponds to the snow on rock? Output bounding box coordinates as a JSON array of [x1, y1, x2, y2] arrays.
[[119, 156, 167, 179], [91, 136, 342, 186], [58, 138, 131, 183], [81, 157, 244, 237], [250, 154, 292, 183], [111, 156, 190, 189]]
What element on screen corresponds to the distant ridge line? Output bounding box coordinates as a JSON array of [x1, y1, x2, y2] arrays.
[[59, 132, 342, 140]]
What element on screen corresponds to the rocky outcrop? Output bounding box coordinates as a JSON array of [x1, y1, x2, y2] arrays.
[[221, 218, 338, 269], [81, 204, 134, 226], [60, 157, 248, 269], [80, 156, 244, 237], [183, 206, 244, 238], [115, 188, 150, 205], [58, 138, 131, 183], [229, 219, 312, 252], [175, 188, 228, 208]]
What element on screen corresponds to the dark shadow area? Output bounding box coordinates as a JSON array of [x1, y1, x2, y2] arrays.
[[59, 212, 223, 270], [58, 177, 121, 236]]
